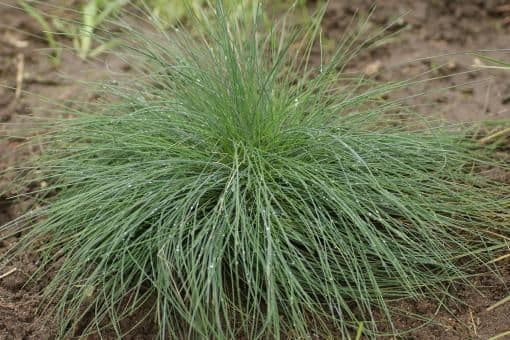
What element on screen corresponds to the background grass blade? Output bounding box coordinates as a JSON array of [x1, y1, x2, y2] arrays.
[[18, 0, 61, 64]]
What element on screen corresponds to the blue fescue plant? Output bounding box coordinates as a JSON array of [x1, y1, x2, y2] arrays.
[[3, 2, 509, 339]]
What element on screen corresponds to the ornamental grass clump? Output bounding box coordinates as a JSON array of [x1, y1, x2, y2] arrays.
[[3, 2, 510, 339]]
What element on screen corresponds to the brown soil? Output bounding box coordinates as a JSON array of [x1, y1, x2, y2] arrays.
[[0, 0, 509, 339]]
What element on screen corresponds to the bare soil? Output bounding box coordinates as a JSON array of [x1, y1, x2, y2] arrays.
[[0, 0, 509, 339]]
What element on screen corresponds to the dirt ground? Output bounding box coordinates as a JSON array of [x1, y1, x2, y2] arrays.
[[0, 0, 509, 339]]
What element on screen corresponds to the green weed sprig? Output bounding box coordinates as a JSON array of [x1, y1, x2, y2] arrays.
[[19, 0, 127, 62]]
